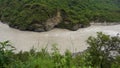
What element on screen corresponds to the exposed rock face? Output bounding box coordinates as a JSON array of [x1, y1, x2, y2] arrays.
[[45, 11, 62, 31]]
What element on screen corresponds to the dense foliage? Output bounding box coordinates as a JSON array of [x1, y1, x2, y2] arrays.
[[0, 0, 120, 31], [0, 32, 120, 68]]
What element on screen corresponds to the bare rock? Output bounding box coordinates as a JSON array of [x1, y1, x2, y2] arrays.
[[45, 11, 62, 31]]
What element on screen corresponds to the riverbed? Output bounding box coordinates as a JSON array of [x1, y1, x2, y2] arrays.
[[0, 22, 120, 53]]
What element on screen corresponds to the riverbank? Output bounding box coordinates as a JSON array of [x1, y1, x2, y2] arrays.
[[90, 22, 120, 26]]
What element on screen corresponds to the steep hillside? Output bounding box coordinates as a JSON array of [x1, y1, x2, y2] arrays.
[[0, 0, 120, 31]]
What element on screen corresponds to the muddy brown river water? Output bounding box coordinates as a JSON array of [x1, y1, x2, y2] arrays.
[[0, 22, 120, 53]]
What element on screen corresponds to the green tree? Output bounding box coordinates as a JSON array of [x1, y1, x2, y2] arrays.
[[86, 32, 120, 68]]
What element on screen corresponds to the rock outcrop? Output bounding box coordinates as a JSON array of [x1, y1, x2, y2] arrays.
[[45, 11, 62, 31]]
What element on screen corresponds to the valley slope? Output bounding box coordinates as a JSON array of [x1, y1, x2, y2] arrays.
[[0, 0, 120, 32]]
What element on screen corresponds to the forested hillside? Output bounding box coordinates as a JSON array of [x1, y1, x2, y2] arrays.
[[0, 0, 120, 31]]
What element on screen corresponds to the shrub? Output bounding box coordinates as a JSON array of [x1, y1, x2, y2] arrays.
[[0, 41, 15, 68]]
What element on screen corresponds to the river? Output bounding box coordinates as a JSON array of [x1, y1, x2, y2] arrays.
[[0, 22, 120, 53]]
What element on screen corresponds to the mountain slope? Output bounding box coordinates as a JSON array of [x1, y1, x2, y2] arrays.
[[0, 0, 120, 31]]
